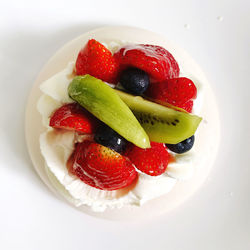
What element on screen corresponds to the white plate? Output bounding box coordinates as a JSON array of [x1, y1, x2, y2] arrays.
[[25, 26, 220, 220]]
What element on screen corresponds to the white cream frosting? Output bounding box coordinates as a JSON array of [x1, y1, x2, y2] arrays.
[[37, 42, 203, 212]]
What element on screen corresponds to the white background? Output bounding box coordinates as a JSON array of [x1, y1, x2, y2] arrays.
[[0, 0, 249, 250]]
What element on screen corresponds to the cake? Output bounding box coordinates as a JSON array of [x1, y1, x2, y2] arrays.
[[25, 26, 220, 218]]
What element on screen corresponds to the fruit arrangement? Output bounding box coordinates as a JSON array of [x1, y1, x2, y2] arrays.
[[49, 39, 202, 191]]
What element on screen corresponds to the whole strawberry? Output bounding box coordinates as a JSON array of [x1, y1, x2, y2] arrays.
[[114, 44, 179, 82], [146, 77, 197, 112], [49, 103, 98, 133], [75, 39, 118, 83], [68, 141, 138, 190], [125, 142, 169, 176]]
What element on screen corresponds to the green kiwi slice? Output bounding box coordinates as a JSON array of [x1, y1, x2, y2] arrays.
[[68, 75, 150, 148], [115, 89, 202, 144]]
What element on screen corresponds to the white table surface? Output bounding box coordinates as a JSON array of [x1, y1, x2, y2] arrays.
[[0, 0, 249, 250]]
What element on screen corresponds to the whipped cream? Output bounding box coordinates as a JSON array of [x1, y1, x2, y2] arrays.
[[37, 42, 203, 212]]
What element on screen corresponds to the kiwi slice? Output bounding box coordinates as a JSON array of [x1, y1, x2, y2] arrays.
[[68, 75, 150, 149], [115, 89, 202, 144]]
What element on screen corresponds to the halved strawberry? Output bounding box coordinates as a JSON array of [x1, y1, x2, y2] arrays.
[[75, 39, 118, 83], [125, 142, 169, 176], [49, 103, 98, 134], [146, 77, 197, 112], [114, 44, 179, 82], [68, 141, 138, 190]]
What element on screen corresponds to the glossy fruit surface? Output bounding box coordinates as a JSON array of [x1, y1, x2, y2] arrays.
[[125, 142, 169, 176], [115, 89, 202, 144], [49, 103, 98, 133], [166, 135, 195, 154], [119, 67, 149, 95], [68, 141, 138, 190], [146, 77, 197, 112], [75, 39, 118, 83], [114, 44, 179, 82], [94, 124, 127, 153], [68, 75, 150, 148]]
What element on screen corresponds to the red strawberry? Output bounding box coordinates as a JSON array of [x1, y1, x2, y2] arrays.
[[75, 39, 118, 83], [179, 100, 194, 113], [125, 142, 169, 176], [68, 141, 138, 190], [114, 44, 179, 82], [49, 103, 98, 134], [146, 77, 197, 112]]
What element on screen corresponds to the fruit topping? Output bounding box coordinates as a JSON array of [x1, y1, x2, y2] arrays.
[[179, 100, 194, 113], [125, 142, 169, 176], [119, 67, 149, 95], [146, 77, 197, 112], [44, 39, 204, 193], [114, 44, 179, 82], [115, 89, 202, 144], [49, 103, 98, 133], [75, 39, 118, 83], [68, 141, 138, 190], [166, 135, 195, 154], [94, 124, 127, 153], [68, 75, 150, 148]]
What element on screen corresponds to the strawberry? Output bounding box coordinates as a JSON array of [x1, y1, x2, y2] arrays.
[[114, 44, 179, 82], [68, 141, 138, 190], [75, 39, 118, 83], [179, 100, 194, 113], [146, 77, 197, 112], [49, 103, 98, 134], [125, 142, 169, 176]]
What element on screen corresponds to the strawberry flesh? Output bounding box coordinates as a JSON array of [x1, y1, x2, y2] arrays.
[[49, 103, 98, 134], [179, 100, 194, 113], [68, 141, 138, 190], [114, 44, 180, 82], [75, 39, 118, 83], [146, 77, 197, 112], [125, 142, 169, 176]]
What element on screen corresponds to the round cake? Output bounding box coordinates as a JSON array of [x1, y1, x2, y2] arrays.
[[25, 26, 220, 220]]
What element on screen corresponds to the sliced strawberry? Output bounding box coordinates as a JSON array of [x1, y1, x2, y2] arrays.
[[49, 103, 98, 134], [114, 44, 179, 82], [179, 100, 194, 113], [146, 77, 197, 113], [68, 141, 138, 190], [125, 142, 169, 176], [75, 39, 118, 83]]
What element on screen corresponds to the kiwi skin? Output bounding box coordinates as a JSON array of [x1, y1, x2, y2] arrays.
[[68, 75, 150, 149], [115, 89, 202, 144]]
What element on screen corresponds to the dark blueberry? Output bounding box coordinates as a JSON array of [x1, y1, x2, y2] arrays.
[[94, 125, 127, 153], [165, 135, 195, 154], [120, 67, 150, 95]]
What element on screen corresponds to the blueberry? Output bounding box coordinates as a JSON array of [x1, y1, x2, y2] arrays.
[[94, 125, 127, 153], [165, 135, 195, 154], [120, 67, 150, 95]]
